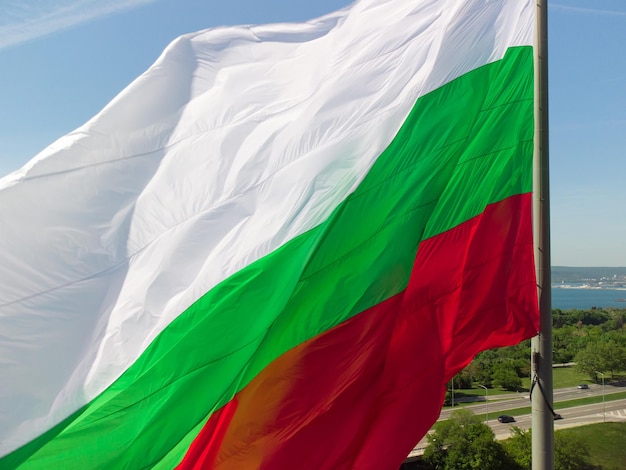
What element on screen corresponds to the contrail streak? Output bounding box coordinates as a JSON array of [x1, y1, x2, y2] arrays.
[[0, 0, 159, 50]]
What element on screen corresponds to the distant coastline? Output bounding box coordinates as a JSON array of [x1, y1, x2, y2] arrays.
[[522, 266, 624, 309], [552, 285, 626, 291], [550, 268, 626, 308]]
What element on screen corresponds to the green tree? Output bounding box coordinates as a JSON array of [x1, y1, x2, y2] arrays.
[[424, 409, 510, 470], [492, 362, 522, 391], [502, 427, 531, 470], [502, 427, 591, 470], [454, 369, 474, 389], [553, 326, 577, 363], [575, 339, 626, 380]]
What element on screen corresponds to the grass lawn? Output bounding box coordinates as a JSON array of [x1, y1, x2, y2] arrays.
[[558, 422, 626, 470], [490, 390, 626, 417], [442, 367, 622, 411], [521, 366, 591, 390], [443, 367, 590, 407]]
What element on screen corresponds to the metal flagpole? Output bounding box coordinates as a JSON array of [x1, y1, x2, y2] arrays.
[[531, 0, 554, 469]]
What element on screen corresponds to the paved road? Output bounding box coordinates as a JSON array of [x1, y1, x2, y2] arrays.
[[407, 392, 626, 459], [441, 383, 624, 420], [488, 399, 626, 438]]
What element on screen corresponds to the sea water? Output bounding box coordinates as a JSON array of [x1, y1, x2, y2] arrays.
[[551, 287, 626, 310]]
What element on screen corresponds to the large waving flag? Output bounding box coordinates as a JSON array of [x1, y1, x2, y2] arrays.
[[0, 0, 539, 468]]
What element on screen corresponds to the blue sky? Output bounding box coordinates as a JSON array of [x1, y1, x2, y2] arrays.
[[0, 0, 624, 267]]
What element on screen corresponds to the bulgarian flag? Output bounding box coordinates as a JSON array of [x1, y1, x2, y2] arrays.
[[0, 0, 540, 468]]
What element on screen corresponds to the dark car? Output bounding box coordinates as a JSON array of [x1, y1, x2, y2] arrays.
[[553, 413, 563, 420], [577, 384, 589, 390], [497, 415, 515, 423]]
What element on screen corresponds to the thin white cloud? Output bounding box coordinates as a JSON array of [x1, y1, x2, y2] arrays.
[[550, 3, 626, 18], [0, 0, 160, 50]]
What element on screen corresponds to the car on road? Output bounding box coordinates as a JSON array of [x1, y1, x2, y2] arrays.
[[553, 413, 563, 420], [497, 415, 515, 423], [577, 384, 589, 389]]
